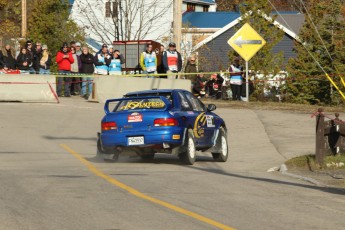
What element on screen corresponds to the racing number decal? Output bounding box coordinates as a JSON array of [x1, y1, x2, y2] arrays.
[[193, 112, 207, 138], [206, 115, 215, 127]]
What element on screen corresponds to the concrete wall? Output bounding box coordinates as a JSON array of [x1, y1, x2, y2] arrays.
[[93, 76, 191, 103], [0, 75, 57, 103]]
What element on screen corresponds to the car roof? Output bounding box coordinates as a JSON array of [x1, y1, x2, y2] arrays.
[[125, 89, 189, 96]]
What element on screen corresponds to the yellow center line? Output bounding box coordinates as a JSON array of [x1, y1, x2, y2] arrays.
[[60, 144, 236, 230]]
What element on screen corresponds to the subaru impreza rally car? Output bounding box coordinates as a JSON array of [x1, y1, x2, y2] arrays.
[[97, 89, 228, 165]]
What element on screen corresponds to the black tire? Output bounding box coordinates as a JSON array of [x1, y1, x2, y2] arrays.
[[97, 138, 119, 162], [212, 127, 228, 162], [179, 130, 196, 165]]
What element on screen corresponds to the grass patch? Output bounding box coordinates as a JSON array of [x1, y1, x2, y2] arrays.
[[286, 154, 345, 170]]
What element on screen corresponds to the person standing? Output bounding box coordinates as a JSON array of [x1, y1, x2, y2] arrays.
[[229, 57, 244, 101], [38, 44, 52, 74], [80, 47, 94, 99], [32, 41, 42, 74], [162, 42, 182, 79], [56, 42, 74, 97], [108, 49, 124, 75], [184, 55, 198, 81], [2, 44, 16, 70], [156, 44, 167, 78], [94, 44, 111, 75], [75, 42, 82, 55], [140, 44, 157, 78], [25, 40, 34, 73], [70, 46, 81, 95]]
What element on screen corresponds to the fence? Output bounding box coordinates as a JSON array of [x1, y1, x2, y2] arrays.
[[315, 108, 345, 165]]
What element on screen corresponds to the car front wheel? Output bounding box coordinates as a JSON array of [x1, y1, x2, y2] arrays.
[[212, 127, 228, 162], [179, 130, 196, 165]]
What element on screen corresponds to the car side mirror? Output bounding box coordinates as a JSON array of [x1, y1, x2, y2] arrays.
[[207, 104, 216, 112]]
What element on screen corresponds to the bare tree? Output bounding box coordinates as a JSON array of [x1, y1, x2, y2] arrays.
[[72, 0, 172, 44]]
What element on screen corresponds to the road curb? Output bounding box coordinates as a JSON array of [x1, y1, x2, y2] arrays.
[[279, 164, 326, 187]]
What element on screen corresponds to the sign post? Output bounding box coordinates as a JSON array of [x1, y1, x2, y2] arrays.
[[228, 23, 266, 102]]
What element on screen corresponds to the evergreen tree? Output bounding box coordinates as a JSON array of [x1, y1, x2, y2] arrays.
[[286, 0, 345, 104], [0, 0, 21, 40], [27, 0, 85, 68], [229, 0, 285, 100]]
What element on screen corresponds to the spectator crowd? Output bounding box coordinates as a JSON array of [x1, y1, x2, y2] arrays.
[[0, 39, 250, 101]]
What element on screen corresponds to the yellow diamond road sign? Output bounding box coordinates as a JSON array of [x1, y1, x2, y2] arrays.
[[228, 23, 266, 62]]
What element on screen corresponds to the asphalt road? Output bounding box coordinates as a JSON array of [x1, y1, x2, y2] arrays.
[[0, 98, 344, 230]]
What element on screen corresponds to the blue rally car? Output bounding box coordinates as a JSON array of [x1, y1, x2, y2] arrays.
[[97, 89, 228, 165]]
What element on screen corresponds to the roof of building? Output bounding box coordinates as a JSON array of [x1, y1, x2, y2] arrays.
[[184, 0, 216, 5], [183, 12, 241, 28], [192, 12, 305, 51]]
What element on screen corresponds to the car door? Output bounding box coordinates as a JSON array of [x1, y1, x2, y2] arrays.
[[175, 91, 204, 145], [183, 92, 215, 147]]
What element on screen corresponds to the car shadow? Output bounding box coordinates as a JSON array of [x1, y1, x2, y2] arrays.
[[85, 153, 216, 165], [43, 135, 97, 141], [187, 166, 345, 195]]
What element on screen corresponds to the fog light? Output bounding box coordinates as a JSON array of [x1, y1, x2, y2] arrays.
[[172, 135, 180, 140]]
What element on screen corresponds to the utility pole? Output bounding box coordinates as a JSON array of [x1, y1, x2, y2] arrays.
[[22, 0, 27, 38], [173, 0, 182, 51]]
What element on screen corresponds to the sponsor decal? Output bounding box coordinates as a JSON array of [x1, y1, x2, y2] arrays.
[[193, 112, 207, 138], [128, 112, 143, 122], [187, 111, 194, 115], [121, 101, 165, 110]]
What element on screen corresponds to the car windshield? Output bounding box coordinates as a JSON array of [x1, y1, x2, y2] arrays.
[[114, 97, 167, 112]]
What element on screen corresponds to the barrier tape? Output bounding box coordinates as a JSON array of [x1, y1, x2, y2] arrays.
[[311, 111, 345, 124]]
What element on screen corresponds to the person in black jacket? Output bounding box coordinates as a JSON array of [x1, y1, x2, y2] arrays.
[[205, 73, 224, 99], [0, 50, 4, 69], [33, 41, 42, 73], [16, 47, 32, 72], [80, 47, 95, 99], [2, 44, 16, 70], [25, 40, 34, 72]]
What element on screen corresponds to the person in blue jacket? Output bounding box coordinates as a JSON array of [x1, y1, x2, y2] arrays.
[[94, 44, 111, 75], [108, 50, 125, 75]]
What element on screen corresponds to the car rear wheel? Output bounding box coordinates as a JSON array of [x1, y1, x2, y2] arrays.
[[179, 130, 196, 165], [97, 138, 120, 162], [212, 127, 228, 162]]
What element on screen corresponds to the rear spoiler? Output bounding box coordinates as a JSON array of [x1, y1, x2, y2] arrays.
[[104, 96, 172, 114]]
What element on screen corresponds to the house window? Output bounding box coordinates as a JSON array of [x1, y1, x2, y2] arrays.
[[105, 1, 118, 18], [186, 3, 196, 12], [203, 5, 209, 12], [105, 1, 110, 17]]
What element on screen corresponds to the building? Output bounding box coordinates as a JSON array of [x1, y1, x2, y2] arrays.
[[69, 0, 217, 50], [184, 12, 305, 71]]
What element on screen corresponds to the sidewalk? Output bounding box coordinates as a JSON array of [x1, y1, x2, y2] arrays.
[[219, 106, 345, 189]]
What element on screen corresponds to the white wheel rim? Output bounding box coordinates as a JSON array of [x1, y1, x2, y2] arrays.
[[221, 136, 228, 157], [188, 137, 196, 158]]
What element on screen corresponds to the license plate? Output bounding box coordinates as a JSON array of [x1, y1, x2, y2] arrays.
[[128, 136, 144, 145]]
